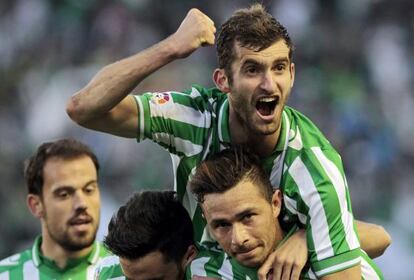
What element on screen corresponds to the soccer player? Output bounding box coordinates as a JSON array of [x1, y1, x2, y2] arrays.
[[188, 147, 384, 279], [66, 3, 390, 278], [95, 191, 197, 280], [0, 139, 110, 279]]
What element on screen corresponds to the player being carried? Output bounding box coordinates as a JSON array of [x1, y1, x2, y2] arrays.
[[67, 4, 390, 279]]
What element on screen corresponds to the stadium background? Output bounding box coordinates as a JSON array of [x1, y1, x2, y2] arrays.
[[0, 0, 413, 278]]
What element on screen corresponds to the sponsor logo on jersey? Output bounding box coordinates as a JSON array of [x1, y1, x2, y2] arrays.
[[150, 92, 171, 105]]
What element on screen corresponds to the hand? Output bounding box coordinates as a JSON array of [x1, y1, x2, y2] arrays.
[[258, 229, 307, 280], [170, 8, 216, 58]]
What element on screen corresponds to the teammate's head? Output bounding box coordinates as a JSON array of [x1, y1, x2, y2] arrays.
[[25, 138, 100, 252], [190, 146, 273, 204], [190, 147, 284, 267], [104, 191, 196, 280], [24, 138, 100, 196], [216, 4, 294, 84]]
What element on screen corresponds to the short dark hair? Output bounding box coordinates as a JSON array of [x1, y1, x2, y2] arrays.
[[190, 146, 273, 204], [104, 191, 194, 263], [24, 138, 99, 196], [216, 4, 294, 84]]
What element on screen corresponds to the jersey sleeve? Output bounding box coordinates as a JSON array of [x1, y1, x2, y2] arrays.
[[283, 147, 361, 277], [133, 87, 213, 157]]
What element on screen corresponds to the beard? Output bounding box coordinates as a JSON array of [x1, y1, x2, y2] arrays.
[[233, 104, 280, 137], [45, 214, 98, 252]]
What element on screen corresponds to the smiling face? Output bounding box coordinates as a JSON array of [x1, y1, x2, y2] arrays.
[[36, 156, 100, 252], [216, 39, 295, 137], [201, 180, 283, 268]]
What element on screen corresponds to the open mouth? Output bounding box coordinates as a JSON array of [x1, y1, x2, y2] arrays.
[[256, 96, 279, 117]]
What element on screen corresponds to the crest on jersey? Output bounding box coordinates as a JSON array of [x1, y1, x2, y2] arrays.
[[150, 92, 171, 105]]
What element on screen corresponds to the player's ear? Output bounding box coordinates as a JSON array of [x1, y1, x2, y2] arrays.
[[181, 244, 198, 268], [27, 194, 44, 219], [290, 62, 295, 88], [213, 68, 230, 93], [271, 189, 282, 218]]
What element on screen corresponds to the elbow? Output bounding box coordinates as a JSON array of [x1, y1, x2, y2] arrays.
[[379, 226, 392, 254], [66, 95, 87, 125], [372, 225, 392, 258]]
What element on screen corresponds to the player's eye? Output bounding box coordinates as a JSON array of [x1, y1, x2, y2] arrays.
[[273, 63, 286, 72], [84, 184, 96, 195]]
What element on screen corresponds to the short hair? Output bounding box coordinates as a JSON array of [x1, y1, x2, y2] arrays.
[[104, 191, 194, 263], [216, 4, 294, 84], [24, 138, 99, 196], [190, 146, 273, 204]]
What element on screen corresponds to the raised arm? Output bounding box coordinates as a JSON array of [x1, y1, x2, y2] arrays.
[[66, 8, 216, 138]]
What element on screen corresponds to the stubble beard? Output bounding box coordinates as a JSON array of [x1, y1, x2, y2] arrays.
[[45, 218, 97, 252]]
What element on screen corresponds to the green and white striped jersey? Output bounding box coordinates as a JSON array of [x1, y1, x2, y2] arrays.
[[187, 242, 383, 280], [94, 255, 124, 280], [0, 236, 110, 280], [133, 85, 382, 277]]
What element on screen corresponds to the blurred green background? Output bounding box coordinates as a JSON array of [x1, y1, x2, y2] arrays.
[[0, 0, 413, 278]]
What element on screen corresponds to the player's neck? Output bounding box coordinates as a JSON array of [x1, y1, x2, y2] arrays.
[[229, 110, 281, 158], [272, 223, 285, 250], [40, 228, 93, 269]]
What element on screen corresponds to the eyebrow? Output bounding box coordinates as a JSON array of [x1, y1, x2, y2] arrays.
[[52, 180, 98, 193], [210, 208, 256, 226], [241, 57, 289, 68]]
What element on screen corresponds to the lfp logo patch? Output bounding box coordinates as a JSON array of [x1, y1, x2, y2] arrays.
[[150, 92, 171, 105]]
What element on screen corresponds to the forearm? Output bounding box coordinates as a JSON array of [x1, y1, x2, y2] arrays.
[[356, 220, 391, 258], [66, 36, 178, 125]]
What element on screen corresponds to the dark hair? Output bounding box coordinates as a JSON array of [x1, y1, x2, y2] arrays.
[[24, 138, 99, 196], [216, 4, 294, 84], [104, 191, 194, 263], [190, 146, 273, 204]]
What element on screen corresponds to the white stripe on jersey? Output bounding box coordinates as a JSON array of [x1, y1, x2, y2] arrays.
[[0, 271, 9, 280], [217, 99, 228, 143], [361, 256, 381, 280], [283, 195, 307, 224], [269, 112, 290, 189], [190, 257, 210, 276], [152, 133, 203, 157], [134, 96, 145, 141], [23, 260, 39, 280], [86, 264, 96, 280], [149, 99, 211, 129], [312, 147, 360, 250], [98, 255, 120, 267], [289, 157, 334, 261], [170, 153, 181, 194], [288, 125, 303, 151], [217, 256, 233, 279], [314, 257, 360, 277], [182, 167, 199, 219]]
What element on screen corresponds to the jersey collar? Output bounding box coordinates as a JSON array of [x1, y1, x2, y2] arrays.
[[31, 236, 102, 269]]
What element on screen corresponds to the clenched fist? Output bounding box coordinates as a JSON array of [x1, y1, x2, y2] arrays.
[[170, 8, 216, 59]]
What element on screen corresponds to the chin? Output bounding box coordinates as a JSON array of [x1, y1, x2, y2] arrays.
[[237, 257, 262, 268]]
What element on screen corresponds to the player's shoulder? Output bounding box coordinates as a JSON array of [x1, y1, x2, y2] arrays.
[[0, 249, 31, 272], [284, 106, 333, 151]]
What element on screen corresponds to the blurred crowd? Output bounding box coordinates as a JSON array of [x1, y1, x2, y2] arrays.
[[0, 0, 413, 278]]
